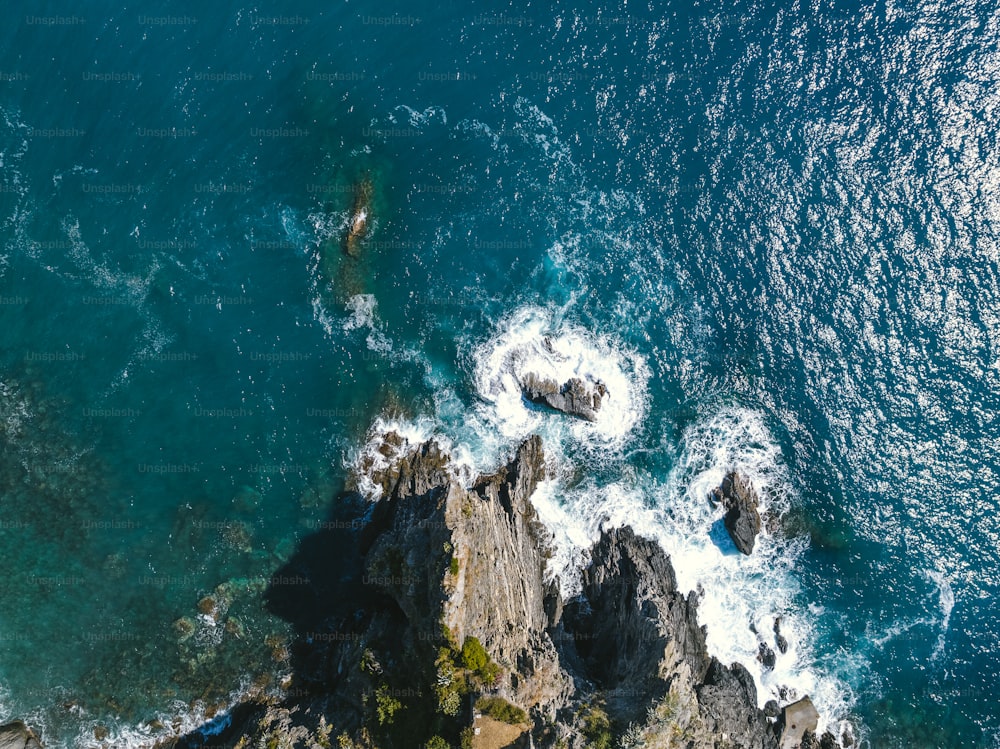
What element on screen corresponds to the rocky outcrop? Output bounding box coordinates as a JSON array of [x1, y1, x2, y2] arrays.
[[774, 617, 790, 654], [563, 527, 710, 720], [0, 721, 44, 749], [445, 434, 574, 714], [520, 372, 607, 421], [181, 434, 841, 749], [712, 471, 763, 555], [560, 525, 800, 749]]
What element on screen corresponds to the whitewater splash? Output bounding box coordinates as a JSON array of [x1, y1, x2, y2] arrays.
[[471, 305, 650, 449], [463, 306, 855, 740], [59, 679, 263, 749], [347, 414, 477, 500]]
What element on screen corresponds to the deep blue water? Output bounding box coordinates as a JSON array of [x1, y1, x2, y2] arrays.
[[1, 0, 998, 746]]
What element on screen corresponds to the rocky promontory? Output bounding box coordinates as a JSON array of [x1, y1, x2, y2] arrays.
[[169, 433, 842, 749]]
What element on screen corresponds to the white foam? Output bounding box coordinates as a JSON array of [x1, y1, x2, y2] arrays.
[[340, 293, 395, 355], [346, 415, 476, 501], [519, 405, 854, 739], [390, 104, 447, 129], [924, 568, 954, 661], [470, 304, 650, 451], [60, 677, 268, 749], [343, 293, 377, 331]]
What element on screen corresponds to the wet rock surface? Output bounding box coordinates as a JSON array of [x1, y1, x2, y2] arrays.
[[712, 471, 764, 555]]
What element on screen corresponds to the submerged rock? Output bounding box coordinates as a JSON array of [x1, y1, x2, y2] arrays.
[[0, 721, 44, 749], [341, 177, 373, 258], [520, 371, 608, 421], [712, 471, 763, 555]]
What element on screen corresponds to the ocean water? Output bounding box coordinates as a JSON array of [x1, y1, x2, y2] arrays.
[[1, 0, 998, 746]]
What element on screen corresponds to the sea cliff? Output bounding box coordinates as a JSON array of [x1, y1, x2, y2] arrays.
[[157, 431, 843, 749]]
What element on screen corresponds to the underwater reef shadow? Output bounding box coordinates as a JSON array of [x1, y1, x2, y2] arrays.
[[169, 490, 393, 748]]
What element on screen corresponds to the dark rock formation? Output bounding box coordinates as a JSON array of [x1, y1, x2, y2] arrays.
[[0, 721, 44, 749], [712, 471, 763, 555], [775, 616, 790, 654], [520, 372, 608, 421], [802, 730, 841, 749], [695, 660, 780, 749], [759, 640, 777, 670], [800, 731, 821, 749], [563, 526, 710, 722], [820, 731, 842, 749]]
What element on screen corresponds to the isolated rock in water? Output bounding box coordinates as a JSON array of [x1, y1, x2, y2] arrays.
[[774, 616, 789, 654], [712, 471, 763, 555], [520, 371, 608, 421], [758, 640, 776, 671], [0, 721, 44, 749], [779, 696, 821, 749]]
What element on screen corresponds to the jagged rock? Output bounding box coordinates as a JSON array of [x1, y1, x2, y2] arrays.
[[842, 724, 855, 746], [712, 471, 763, 555], [0, 721, 44, 749], [520, 372, 608, 421], [775, 617, 790, 654], [446, 434, 573, 713], [779, 696, 821, 749], [563, 526, 780, 748], [563, 526, 710, 721], [764, 700, 781, 718], [759, 641, 777, 670], [697, 660, 778, 749]]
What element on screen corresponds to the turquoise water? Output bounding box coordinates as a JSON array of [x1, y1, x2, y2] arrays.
[[1, 1, 999, 746]]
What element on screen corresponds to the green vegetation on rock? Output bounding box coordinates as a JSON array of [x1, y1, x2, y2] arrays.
[[579, 701, 613, 749], [459, 726, 475, 749], [375, 684, 403, 725], [461, 636, 501, 684], [475, 696, 528, 725], [434, 647, 467, 716]]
